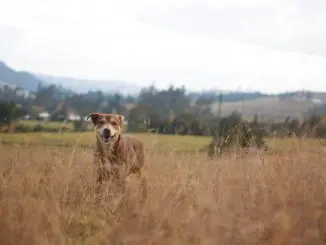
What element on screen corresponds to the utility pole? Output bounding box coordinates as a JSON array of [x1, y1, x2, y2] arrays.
[[217, 93, 223, 119]]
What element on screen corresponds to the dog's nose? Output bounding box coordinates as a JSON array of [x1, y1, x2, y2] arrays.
[[102, 128, 111, 139]]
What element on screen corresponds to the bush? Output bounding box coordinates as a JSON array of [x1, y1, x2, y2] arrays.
[[73, 120, 89, 132], [207, 120, 267, 157]]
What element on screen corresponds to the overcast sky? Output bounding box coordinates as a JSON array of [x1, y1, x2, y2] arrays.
[[1, 0, 326, 93]]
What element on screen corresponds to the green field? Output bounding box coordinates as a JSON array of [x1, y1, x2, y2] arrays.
[[20, 120, 74, 129], [8, 120, 326, 154], [15, 119, 75, 132], [0, 132, 212, 153], [0, 131, 325, 154]]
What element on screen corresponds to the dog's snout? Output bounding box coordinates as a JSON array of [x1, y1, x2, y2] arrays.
[[102, 128, 111, 139]]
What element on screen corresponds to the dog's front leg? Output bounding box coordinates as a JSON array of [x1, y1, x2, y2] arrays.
[[95, 168, 105, 199], [110, 166, 127, 194], [94, 159, 111, 200], [136, 169, 148, 203]]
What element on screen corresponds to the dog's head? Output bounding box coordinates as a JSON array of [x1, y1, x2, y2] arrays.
[[87, 113, 125, 144]]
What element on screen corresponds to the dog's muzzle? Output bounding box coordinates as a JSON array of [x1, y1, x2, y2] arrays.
[[102, 128, 112, 143]]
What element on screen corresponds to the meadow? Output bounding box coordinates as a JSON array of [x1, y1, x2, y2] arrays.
[[1, 131, 326, 244]]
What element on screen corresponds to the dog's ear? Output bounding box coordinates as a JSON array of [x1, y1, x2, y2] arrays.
[[118, 115, 125, 127], [87, 113, 100, 125]]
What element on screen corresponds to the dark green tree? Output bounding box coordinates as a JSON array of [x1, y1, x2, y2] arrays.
[[0, 101, 25, 130]]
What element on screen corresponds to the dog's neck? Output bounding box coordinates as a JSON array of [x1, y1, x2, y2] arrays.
[[96, 134, 121, 157]]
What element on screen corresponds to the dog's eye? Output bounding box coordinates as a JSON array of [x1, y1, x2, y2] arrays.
[[111, 121, 117, 126], [99, 120, 105, 125]]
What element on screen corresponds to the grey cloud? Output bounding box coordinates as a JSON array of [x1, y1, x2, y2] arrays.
[[0, 25, 26, 60], [137, 1, 326, 57]]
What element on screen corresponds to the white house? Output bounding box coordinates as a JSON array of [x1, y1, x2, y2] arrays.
[[38, 112, 50, 120], [68, 113, 81, 121]]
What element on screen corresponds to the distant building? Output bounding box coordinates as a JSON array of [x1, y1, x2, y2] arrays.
[[23, 115, 31, 120], [16, 89, 32, 99], [38, 112, 50, 120], [67, 113, 81, 121], [311, 98, 322, 105]]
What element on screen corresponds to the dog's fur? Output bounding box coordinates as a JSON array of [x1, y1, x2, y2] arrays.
[[87, 112, 146, 194]]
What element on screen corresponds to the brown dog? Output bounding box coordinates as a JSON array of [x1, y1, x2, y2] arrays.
[[87, 112, 147, 197]]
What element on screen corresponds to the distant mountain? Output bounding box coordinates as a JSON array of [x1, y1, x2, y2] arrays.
[[0, 60, 143, 94], [35, 73, 143, 95], [0, 61, 44, 91]]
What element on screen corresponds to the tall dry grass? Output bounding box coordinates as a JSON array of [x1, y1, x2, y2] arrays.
[[1, 142, 326, 245]]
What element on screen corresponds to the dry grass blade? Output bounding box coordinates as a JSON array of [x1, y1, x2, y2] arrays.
[[0, 137, 326, 244]]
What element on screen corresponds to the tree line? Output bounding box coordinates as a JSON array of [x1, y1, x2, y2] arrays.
[[1, 82, 326, 138]]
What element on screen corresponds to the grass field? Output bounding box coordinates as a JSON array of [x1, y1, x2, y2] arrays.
[[0, 132, 211, 153], [1, 131, 325, 152], [1, 132, 326, 244], [19, 120, 75, 130]]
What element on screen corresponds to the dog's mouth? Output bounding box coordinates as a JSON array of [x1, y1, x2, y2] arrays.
[[102, 136, 114, 143], [102, 134, 117, 144], [99, 128, 117, 144]]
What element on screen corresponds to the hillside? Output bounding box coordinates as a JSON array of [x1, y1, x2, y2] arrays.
[[211, 96, 323, 121], [0, 61, 44, 91], [35, 73, 143, 95], [0, 60, 142, 95]]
